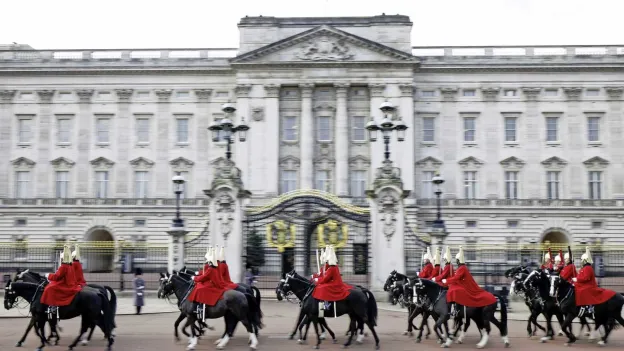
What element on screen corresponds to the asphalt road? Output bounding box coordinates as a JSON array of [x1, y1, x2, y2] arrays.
[[1, 300, 623, 350]]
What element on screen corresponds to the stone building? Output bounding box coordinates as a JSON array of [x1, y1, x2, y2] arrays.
[[1, 15, 624, 282]]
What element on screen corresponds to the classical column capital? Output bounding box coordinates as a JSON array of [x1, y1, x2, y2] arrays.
[[439, 87, 458, 101], [299, 83, 315, 98], [76, 89, 94, 103], [235, 85, 252, 98], [0, 90, 17, 103], [481, 86, 500, 102], [155, 89, 173, 101], [194, 89, 213, 101], [563, 87, 583, 101], [36, 90, 55, 103], [334, 83, 350, 98], [369, 84, 386, 98], [398, 83, 415, 97], [115, 89, 134, 103], [605, 86, 624, 100], [521, 87, 541, 101], [264, 84, 281, 98]]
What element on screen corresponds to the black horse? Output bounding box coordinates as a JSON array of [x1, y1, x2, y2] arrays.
[[4, 281, 114, 351], [508, 272, 548, 337], [400, 278, 434, 339], [549, 274, 624, 346], [281, 271, 380, 349], [159, 272, 262, 350], [414, 278, 509, 349], [383, 270, 408, 308]]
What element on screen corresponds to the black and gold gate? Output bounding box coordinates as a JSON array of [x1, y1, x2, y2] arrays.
[[243, 190, 371, 289]]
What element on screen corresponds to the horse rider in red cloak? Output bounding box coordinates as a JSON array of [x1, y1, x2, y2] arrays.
[[418, 247, 434, 279], [559, 246, 578, 284], [572, 247, 616, 316], [553, 249, 565, 273], [443, 246, 497, 316], [188, 247, 229, 307], [311, 246, 330, 281], [312, 245, 352, 313], [40, 245, 82, 311], [432, 246, 454, 287], [215, 245, 238, 290], [71, 244, 87, 287], [430, 247, 441, 279], [541, 248, 554, 272]]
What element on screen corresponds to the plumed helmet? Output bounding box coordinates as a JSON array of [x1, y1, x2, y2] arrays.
[[323, 245, 330, 263], [554, 253, 562, 263], [61, 244, 72, 264], [214, 245, 221, 261], [206, 247, 218, 266], [204, 246, 213, 263], [564, 252, 570, 262], [327, 245, 338, 266], [443, 246, 452, 263], [319, 248, 326, 264], [72, 244, 81, 261], [219, 246, 225, 262], [424, 247, 432, 262], [455, 246, 465, 264], [433, 247, 441, 265], [544, 251, 551, 262], [581, 246, 593, 264]]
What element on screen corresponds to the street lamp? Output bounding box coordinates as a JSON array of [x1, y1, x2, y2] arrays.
[[366, 101, 408, 160], [208, 103, 250, 160], [171, 173, 185, 228], [431, 172, 447, 235]]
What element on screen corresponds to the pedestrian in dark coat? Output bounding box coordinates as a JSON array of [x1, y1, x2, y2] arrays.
[[134, 268, 145, 314]]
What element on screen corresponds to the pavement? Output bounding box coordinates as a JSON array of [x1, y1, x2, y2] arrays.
[[1, 300, 623, 351]]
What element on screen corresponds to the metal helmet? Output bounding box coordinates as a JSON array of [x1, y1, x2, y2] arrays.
[[204, 246, 213, 263], [72, 244, 81, 261], [61, 244, 72, 264], [443, 246, 452, 263], [581, 246, 593, 264], [423, 247, 432, 262], [219, 246, 226, 262], [327, 246, 338, 266], [455, 246, 465, 264], [433, 247, 441, 266]]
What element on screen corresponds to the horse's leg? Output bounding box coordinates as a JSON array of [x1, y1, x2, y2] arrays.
[[299, 318, 312, 344], [415, 310, 426, 343], [297, 313, 308, 342], [15, 315, 36, 347], [67, 315, 90, 350], [320, 318, 337, 343], [561, 313, 577, 345], [35, 315, 48, 351], [291, 308, 305, 340], [173, 312, 186, 342], [424, 312, 431, 339], [312, 318, 323, 349], [403, 304, 414, 335], [185, 314, 198, 350], [343, 314, 357, 348], [81, 322, 96, 345], [476, 310, 491, 349]]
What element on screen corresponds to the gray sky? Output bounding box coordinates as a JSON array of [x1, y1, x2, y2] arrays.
[[1, 0, 619, 49]]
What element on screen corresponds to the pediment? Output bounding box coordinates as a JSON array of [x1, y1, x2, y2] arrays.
[[458, 156, 484, 167], [348, 155, 370, 166], [90, 157, 115, 168], [231, 25, 416, 65], [541, 156, 567, 167], [129, 157, 155, 168], [415, 156, 443, 168], [279, 155, 301, 166], [11, 157, 36, 167], [50, 157, 75, 167], [169, 157, 195, 168], [500, 156, 525, 168], [583, 156, 609, 167]]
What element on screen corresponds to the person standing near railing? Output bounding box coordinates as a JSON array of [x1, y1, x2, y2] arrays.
[[134, 268, 145, 315]]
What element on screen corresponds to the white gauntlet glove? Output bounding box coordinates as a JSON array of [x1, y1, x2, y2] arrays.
[[45, 273, 50, 280], [432, 277, 436, 282], [572, 277, 577, 282], [442, 279, 447, 284]]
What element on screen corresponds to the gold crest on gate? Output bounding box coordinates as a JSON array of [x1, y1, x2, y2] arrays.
[[266, 220, 296, 253], [317, 219, 348, 249]]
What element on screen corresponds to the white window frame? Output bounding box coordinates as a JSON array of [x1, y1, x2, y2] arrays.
[[176, 117, 189, 144], [420, 90, 435, 98], [463, 171, 478, 199], [135, 117, 150, 144], [544, 89, 558, 97], [351, 116, 366, 142], [462, 89, 476, 97], [17, 117, 34, 144], [350, 170, 367, 197], [504, 116, 517, 143], [282, 116, 298, 141], [15, 171, 31, 198], [546, 116, 559, 142], [504, 171, 519, 199], [317, 116, 332, 142], [95, 116, 111, 144], [587, 115, 601, 143], [56, 117, 72, 144], [280, 170, 298, 194], [463, 117, 476, 142], [546, 171, 561, 200], [95, 170, 109, 198], [134, 171, 149, 198], [421, 171, 435, 199], [55, 171, 69, 198], [503, 89, 517, 97], [588, 171, 602, 200], [315, 170, 332, 192], [422, 117, 435, 142]]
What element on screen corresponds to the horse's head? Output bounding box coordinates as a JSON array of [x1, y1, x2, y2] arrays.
[[383, 271, 397, 291], [509, 273, 528, 296], [549, 274, 564, 297], [4, 281, 17, 310], [157, 272, 169, 299], [158, 272, 177, 298], [14, 269, 43, 284]]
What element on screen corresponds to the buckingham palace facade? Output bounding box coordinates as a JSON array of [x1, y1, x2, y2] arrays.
[[1, 14, 624, 250]]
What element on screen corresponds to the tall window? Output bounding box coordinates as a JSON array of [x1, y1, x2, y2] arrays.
[[587, 116, 600, 142], [463, 117, 476, 142], [55, 171, 69, 198], [96, 117, 110, 144], [588, 171, 602, 199], [136, 118, 150, 143], [352, 116, 366, 141], [282, 116, 297, 141], [95, 171, 109, 198], [134, 171, 149, 198], [504, 117, 517, 142], [463, 171, 477, 199], [421, 171, 435, 198], [315, 170, 331, 192], [57, 118, 71, 143], [177, 171, 189, 199], [280, 170, 297, 194], [546, 116, 558, 142], [15, 171, 30, 198], [350, 170, 367, 197], [546, 171, 560, 200], [505, 171, 519, 199], [176, 118, 189, 143], [317, 116, 331, 141], [422, 117, 435, 142], [18, 119, 32, 143]]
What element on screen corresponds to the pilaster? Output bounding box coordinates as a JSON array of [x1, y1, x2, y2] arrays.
[[253, 84, 279, 196], [521, 87, 542, 198], [235, 84, 252, 190], [605, 86, 624, 198], [0, 90, 16, 198], [334, 83, 350, 196], [397, 83, 415, 193], [194, 89, 213, 197], [36, 90, 55, 197], [114, 89, 133, 196], [563, 87, 583, 197], [300, 83, 315, 189], [482, 86, 500, 198], [439, 87, 459, 197], [76, 89, 94, 197], [154, 89, 172, 197], [369, 84, 386, 172]]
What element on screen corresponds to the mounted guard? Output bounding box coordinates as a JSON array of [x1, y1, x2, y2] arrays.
[[572, 247, 616, 316], [432, 246, 454, 287], [553, 249, 565, 272], [40, 244, 82, 311], [559, 246, 577, 283], [216, 246, 239, 290], [541, 248, 554, 272], [312, 246, 352, 312], [72, 244, 87, 287], [187, 247, 229, 309], [311, 246, 330, 281], [431, 247, 441, 279], [418, 247, 434, 279]]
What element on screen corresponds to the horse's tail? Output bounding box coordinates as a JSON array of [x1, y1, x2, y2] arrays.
[[244, 293, 264, 330], [496, 294, 508, 336], [363, 289, 378, 326], [98, 290, 114, 338], [251, 286, 262, 309], [104, 286, 117, 329]]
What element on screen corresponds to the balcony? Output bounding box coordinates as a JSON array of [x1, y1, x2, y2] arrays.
[[0, 198, 208, 207], [415, 198, 623, 208]]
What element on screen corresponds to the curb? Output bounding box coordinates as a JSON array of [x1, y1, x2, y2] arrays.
[[0, 310, 180, 319]]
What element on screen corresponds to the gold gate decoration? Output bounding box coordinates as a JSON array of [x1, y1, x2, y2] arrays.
[[266, 220, 296, 253], [317, 219, 349, 249]]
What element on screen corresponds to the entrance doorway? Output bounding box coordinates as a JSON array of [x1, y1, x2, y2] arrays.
[[84, 228, 115, 272], [541, 230, 569, 247]]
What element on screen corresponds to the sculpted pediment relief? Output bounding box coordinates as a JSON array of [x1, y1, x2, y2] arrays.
[[169, 157, 195, 168], [458, 156, 484, 168], [129, 157, 155, 168], [231, 25, 416, 65], [583, 156, 609, 168], [11, 157, 36, 168], [500, 156, 525, 169], [50, 157, 75, 168], [541, 156, 567, 168], [90, 157, 115, 169], [415, 156, 443, 169]]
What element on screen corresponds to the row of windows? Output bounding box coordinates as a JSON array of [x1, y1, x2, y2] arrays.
[[418, 87, 602, 98], [281, 115, 367, 142], [14, 90, 231, 101], [13, 217, 149, 228], [421, 113, 604, 144]]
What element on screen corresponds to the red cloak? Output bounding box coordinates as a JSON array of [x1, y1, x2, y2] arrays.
[[40, 263, 82, 306], [418, 263, 433, 279], [435, 264, 454, 287], [218, 262, 238, 290], [559, 263, 577, 284], [445, 264, 497, 308], [312, 265, 352, 302], [574, 265, 616, 306], [188, 266, 227, 306], [72, 260, 87, 287], [541, 262, 553, 271], [311, 263, 329, 281], [430, 265, 441, 279]]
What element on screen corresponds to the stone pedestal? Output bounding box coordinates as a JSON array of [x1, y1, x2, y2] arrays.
[[167, 228, 188, 273], [204, 158, 251, 284], [366, 159, 410, 293]]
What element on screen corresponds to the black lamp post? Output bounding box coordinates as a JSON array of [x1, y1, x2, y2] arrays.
[[365, 101, 408, 160], [208, 103, 250, 160], [431, 172, 447, 234], [171, 173, 186, 228]]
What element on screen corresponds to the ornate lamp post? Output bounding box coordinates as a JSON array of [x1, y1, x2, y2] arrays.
[[431, 172, 447, 239], [167, 173, 188, 272], [171, 173, 186, 228], [365, 101, 408, 161], [208, 103, 250, 160]]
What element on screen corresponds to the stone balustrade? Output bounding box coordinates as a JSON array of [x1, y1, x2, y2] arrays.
[[415, 198, 624, 207], [0, 198, 209, 206], [0, 48, 238, 61], [412, 45, 624, 57]]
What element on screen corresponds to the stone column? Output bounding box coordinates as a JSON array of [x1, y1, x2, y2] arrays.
[[369, 84, 386, 172], [167, 227, 188, 273], [563, 87, 583, 198], [520, 87, 541, 198], [334, 83, 350, 196], [251, 84, 280, 196], [605, 86, 624, 198], [300, 84, 315, 189], [234, 85, 252, 187], [115, 89, 133, 196], [194, 89, 213, 197], [397, 83, 415, 192], [75, 90, 94, 197], [36, 90, 55, 197], [204, 158, 251, 283], [367, 160, 410, 293], [0, 90, 16, 198], [481, 87, 501, 198], [439, 87, 458, 197], [155, 89, 173, 197]]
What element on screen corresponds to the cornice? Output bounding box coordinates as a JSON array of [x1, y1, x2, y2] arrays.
[[76, 89, 94, 103], [0, 90, 17, 103], [155, 89, 173, 101]]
